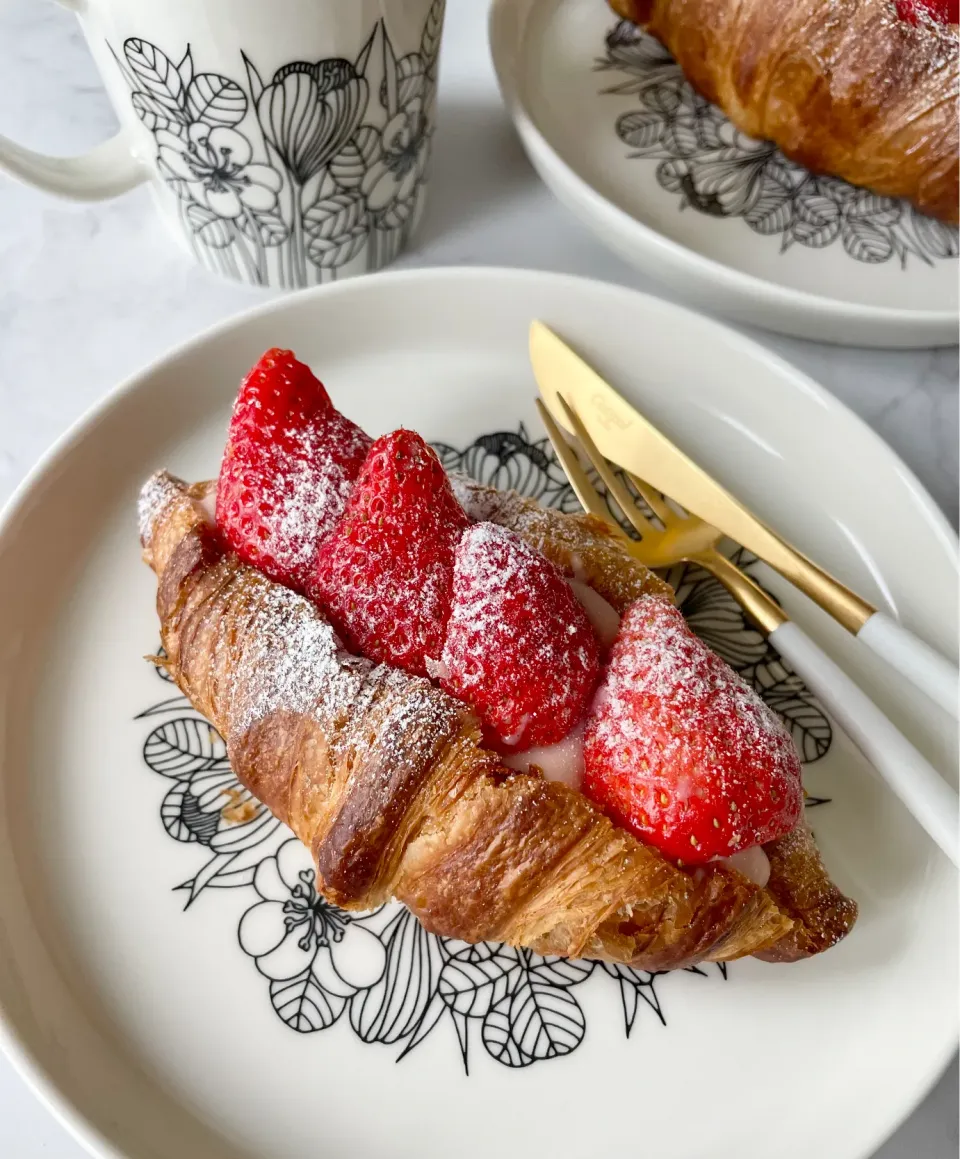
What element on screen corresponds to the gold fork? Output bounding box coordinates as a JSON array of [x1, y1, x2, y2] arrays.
[[535, 397, 785, 635], [535, 394, 960, 866]]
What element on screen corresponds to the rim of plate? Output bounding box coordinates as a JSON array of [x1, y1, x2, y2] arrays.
[[487, 0, 959, 346], [0, 266, 955, 1159]]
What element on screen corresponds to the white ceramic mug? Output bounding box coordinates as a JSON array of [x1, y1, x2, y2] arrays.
[[0, 0, 445, 288]]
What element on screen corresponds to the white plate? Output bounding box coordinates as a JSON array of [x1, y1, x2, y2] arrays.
[[489, 0, 960, 347], [0, 268, 956, 1159]]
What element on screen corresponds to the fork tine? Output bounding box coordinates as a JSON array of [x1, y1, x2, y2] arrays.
[[626, 472, 673, 523], [534, 400, 610, 523], [555, 395, 656, 537]]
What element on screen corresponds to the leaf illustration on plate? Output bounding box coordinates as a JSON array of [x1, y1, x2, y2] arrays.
[[176, 45, 194, 90], [161, 779, 221, 844], [845, 190, 901, 227], [185, 73, 248, 127], [600, 962, 665, 1035], [752, 666, 832, 763], [660, 117, 700, 159], [143, 717, 228, 778], [527, 956, 595, 988], [439, 944, 522, 1018], [744, 172, 794, 235], [270, 971, 346, 1032], [842, 220, 893, 264], [303, 192, 368, 268], [675, 566, 769, 670], [482, 977, 586, 1066], [134, 694, 191, 718], [617, 108, 666, 151], [349, 908, 444, 1043], [123, 39, 185, 112], [911, 209, 959, 260], [788, 186, 842, 249]]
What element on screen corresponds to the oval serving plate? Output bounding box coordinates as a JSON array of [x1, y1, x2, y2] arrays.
[[489, 0, 960, 347], [0, 268, 956, 1159]]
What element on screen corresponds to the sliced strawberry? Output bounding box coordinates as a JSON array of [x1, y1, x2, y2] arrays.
[[311, 429, 470, 676], [216, 348, 371, 591], [583, 595, 802, 864], [896, 0, 957, 23], [440, 522, 600, 751]]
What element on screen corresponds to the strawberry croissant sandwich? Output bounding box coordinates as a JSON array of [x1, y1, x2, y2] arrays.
[[139, 348, 856, 969]]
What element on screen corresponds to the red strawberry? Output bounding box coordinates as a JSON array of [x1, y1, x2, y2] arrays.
[[311, 429, 470, 675], [216, 348, 371, 592], [896, 0, 957, 23], [583, 595, 802, 865], [439, 522, 600, 751]]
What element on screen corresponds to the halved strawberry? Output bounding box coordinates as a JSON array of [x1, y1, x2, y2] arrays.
[[440, 522, 600, 751], [583, 595, 802, 864], [216, 348, 371, 591], [311, 429, 470, 675]]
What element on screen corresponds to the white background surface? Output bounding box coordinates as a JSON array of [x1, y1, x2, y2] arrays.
[[0, 0, 956, 1155]]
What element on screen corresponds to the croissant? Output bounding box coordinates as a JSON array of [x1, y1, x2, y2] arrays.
[[140, 469, 856, 970], [607, 0, 959, 223]]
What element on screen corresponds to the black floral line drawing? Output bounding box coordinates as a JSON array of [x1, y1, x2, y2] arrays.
[[108, 0, 443, 288], [597, 20, 959, 267], [136, 425, 832, 1069]]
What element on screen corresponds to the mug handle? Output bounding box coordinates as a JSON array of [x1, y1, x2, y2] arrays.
[[0, 0, 150, 200]]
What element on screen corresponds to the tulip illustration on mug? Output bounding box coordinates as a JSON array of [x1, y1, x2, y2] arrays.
[[108, 0, 444, 288]]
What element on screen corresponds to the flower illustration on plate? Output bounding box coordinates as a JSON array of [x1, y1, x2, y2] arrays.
[[157, 123, 282, 219], [239, 840, 387, 1029]]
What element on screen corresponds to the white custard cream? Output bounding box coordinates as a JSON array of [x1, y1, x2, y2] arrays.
[[716, 845, 772, 888], [568, 580, 621, 648]]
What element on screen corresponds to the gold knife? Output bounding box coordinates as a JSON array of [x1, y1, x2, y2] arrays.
[[530, 320, 959, 718]]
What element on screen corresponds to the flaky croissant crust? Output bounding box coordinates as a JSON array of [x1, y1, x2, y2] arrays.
[[609, 0, 959, 222], [141, 471, 856, 970]]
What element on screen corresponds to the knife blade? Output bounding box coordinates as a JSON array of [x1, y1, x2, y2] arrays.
[[529, 320, 875, 633]]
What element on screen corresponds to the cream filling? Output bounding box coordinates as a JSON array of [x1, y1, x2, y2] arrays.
[[197, 484, 218, 524], [716, 845, 772, 888], [567, 580, 621, 649], [504, 722, 585, 788]]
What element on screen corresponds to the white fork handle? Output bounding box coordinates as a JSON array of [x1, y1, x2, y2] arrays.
[[857, 611, 959, 719], [770, 620, 959, 865]]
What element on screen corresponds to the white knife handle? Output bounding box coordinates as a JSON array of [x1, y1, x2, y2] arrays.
[[770, 621, 959, 865], [857, 611, 959, 719]]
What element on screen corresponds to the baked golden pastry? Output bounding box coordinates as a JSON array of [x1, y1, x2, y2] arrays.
[[607, 0, 959, 223], [139, 468, 856, 970]]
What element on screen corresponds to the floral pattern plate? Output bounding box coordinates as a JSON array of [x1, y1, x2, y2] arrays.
[[0, 268, 956, 1159], [489, 0, 959, 347]]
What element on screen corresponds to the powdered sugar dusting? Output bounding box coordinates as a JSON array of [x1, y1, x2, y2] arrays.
[[138, 470, 183, 548], [265, 413, 371, 574], [441, 522, 599, 749], [584, 595, 802, 861], [228, 580, 371, 737]]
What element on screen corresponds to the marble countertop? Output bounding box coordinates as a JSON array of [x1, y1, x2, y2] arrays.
[[0, 0, 956, 1155]]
